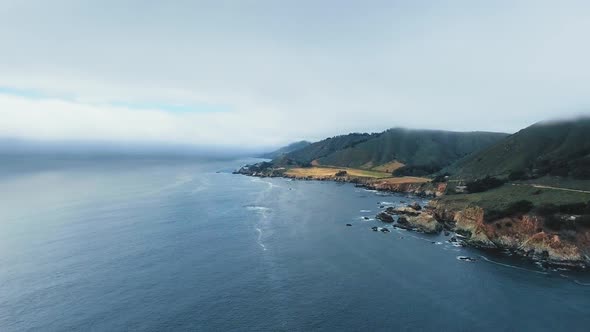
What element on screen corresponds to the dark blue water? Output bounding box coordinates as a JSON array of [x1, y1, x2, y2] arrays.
[[1, 156, 589, 331]]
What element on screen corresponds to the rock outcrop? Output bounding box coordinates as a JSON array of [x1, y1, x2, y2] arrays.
[[431, 200, 590, 267], [376, 212, 394, 223], [406, 213, 443, 234], [385, 206, 420, 216], [384, 205, 443, 234], [395, 213, 442, 234]]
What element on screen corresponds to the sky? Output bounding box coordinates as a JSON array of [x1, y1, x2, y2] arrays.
[[1, 0, 589, 150]]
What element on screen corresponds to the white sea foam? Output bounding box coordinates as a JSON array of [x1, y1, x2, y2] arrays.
[[245, 205, 271, 212], [478, 255, 548, 275], [256, 227, 267, 251], [251, 177, 281, 189], [559, 274, 590, 286]]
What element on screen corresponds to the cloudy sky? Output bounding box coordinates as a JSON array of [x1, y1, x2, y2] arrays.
[[1, 0, 589, 149]]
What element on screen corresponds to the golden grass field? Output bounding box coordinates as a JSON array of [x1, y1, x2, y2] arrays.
[[283, 166, 430, 185], [312, 159, 404, 174], [374, 177, 430, 184], [284, 166, 391, 179], [369, 160, 405, 173]]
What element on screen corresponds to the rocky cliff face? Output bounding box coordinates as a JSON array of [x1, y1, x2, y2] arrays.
[[431, 201, 590, 267], [403, 213, 443, 234], [236, 163, 590, 267], [368, 181, 447, 197], [383, 206, 442, 233]]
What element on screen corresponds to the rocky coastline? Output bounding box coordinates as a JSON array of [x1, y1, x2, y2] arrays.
[[431, 202, 590, 268], [235, 163, 590, 269], [233, 162, 445, 198]]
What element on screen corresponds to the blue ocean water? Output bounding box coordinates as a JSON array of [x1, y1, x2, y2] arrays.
[[1, 156, 589, 331]]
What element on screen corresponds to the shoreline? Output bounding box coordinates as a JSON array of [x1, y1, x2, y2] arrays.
[[235, 164, 590, 269]]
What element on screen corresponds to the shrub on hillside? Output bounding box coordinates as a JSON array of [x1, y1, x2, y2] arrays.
[[535, 203, 558, 216], [578, 215, 590, 228], [431, 173, 449, 183], [485, 200, 533, 222], [571, 159, 590, 179], [465, 176, 505, 193], [531, 156, 590, 180], [536, 202, 590, 216], [393, 165, 442, 177], [536, 202, 590, 230], [508, 170, 528, 181], [558, 202, 586, 214], [334, 170, 347, 177], [544, 215, 562, 230]]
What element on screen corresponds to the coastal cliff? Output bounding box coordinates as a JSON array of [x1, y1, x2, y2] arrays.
[[235, 162, 590, 268], [368, 180, 447, 197], [431, 200, 590, 267]]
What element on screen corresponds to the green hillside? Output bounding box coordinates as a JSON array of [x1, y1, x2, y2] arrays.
[[316, 129, 507, 170], [275, 128, 507, 175], [259, 140, 311, 159], [445, 118, 590, 181], [279, 133, 377, 164]]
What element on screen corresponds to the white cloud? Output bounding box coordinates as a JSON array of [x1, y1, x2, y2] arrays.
[[0, 94, 289, 148], [0, 0, 589, 148]]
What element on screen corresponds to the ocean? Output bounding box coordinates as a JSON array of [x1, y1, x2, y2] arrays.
[[1, 155, 589, 331]]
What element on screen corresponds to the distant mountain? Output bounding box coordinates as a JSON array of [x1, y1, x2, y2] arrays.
[[259, 140, 311, 159], [445, 117, 590, 180], [276, 129, 508, 174]]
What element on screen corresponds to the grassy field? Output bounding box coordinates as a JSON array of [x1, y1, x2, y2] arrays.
[[284, 166, 392, 179], [369, 160, 405, 173], [439, 183, 590, 211], [375, 177, 430, 184], [283, 166, 432, 185]]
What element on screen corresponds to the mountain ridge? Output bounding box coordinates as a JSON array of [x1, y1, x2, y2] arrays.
[[274, 128, 508, 174], [444, 117, 590, 181], [258, 140, 312, 159]]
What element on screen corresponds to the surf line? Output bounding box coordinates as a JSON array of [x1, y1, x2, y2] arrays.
[[256, 227, 267, 251], [478, 255, 548, 275], [559, 274, 590, 286]]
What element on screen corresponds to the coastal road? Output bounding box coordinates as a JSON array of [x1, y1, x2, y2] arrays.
[[511, 183, 590, 194]]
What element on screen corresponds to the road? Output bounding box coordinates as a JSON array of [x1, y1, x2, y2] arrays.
[[511, 183, 590, 194]]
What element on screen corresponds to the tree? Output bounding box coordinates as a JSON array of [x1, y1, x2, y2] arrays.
[[465, 176, 505, 193]]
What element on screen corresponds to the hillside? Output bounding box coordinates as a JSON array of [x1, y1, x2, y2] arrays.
[[317, 129, 507, 170], [445, 118, 590, 181], [277, 129, 507, 174], [279, 133, 377, 165], [239, 118, 590, 267], [259, 140, 311, 159]]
